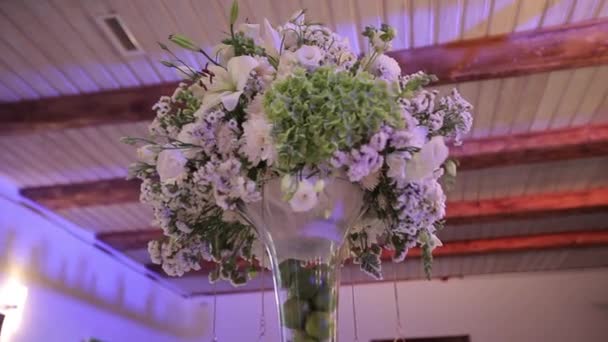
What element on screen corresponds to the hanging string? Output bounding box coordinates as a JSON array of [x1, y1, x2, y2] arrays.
[[392, 265, 404, 342], [257, 253, 267, 341], [349, 267, 359, 342], [212, 281, 218, 342]]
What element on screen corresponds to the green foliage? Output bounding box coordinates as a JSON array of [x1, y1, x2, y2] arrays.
[[264, 67, 403, 171], [222, 32, 266, 57]]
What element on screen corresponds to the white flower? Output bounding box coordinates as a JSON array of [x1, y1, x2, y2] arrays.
[[289, 180, 318, 212], [212, 43, 235, 66], [386, 151, 410, 181], [240, 116, 276, 166], [177, 123, 198, 145], [136, 145, 158, 165], [276, 51, 299, 80], [370, 54, 401, 82], [198, 56, 259, 113], [372, 35, 392, 52], [295, 45, 324, 71], [238, 19, 281, 59], [156, 149, 188, 182], [405, 136, 449, 182]]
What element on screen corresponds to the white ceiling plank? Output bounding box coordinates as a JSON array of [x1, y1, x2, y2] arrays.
[[571, 66, 608, 126], [590, 94, 608, 124], [569, 0, 603, 22], [383, 0, 414, 49], [0, 1, 99, 93], [487, 0, 520, 35], [0, 40, 58, 98], [161, 0, 211, 68], [508, 73, 550, 134], [513, 0, 547, 31], [470, 78, 502, 139], [0, 60, 39, 100], [52, 0, 141, 88], [23, 0, 119, 91], [327, 0, 361, 53], [411, 0, 435, 47], [548, 67, 596, 130], [462, 0, 493, 39], [489, 76, 526, 136], [189, 0, 230, 52], [599, 0, 608, 17], [436, 0, 465, 44], [0, 82, 19, 102], [139, 0, 202, 71], [0, 13, 77, 95], [540, 0, 577, 27], [353, 0, 383, 54], [529, 69, 572, 132]]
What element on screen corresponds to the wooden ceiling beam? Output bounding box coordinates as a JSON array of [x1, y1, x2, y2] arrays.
[[389, 18, 608, 84], [0, 84, 176, 134], [95, 187, 608, 251], [142, 230, 608, 278], [20, 178, 140, 210], [2, 18, 607, 134], [453, 124, 608, 170]]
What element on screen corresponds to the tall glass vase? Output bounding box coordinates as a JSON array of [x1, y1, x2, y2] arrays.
[[239, 176, 365, 342]]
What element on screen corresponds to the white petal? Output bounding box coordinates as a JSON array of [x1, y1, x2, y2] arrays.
[[199, 90, 230, 114], [221, 91, 244, 111], [227, 56, 259, 91], [405, 136, 448, 182], [261, 18, 281, 58]]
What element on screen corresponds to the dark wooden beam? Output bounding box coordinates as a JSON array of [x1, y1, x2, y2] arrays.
[[453, 124, 608, 170], [2, 19, 608, 134], [21, 178, 140, 210], [21, 124, 608, 210], [95, 187, 608, 251], [0, 83, 175, 134], [143, 230, 608, 278], [446, 187, 608, 225], [96, 229, 164, 251], [388, 18, 608, 84]]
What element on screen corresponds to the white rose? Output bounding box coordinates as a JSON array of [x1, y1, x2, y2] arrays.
[[405, 136, 448, 182], [156, 149, 187, 182], [136, 145, 158, 165], [370, 54, 401, 82], [295, 45, 324, 71]]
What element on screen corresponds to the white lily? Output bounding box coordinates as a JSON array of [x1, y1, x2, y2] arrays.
[[236, 19, 281, 60], [197, 55, 259, 114]]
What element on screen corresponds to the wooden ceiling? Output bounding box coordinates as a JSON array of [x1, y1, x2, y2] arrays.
[[0, 0, 607, 296]]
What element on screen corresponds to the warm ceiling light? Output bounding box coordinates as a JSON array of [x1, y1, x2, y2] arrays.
[[0, 278, 28, 340]]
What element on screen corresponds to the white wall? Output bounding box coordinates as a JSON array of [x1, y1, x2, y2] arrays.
[[0, 180, 209, 342], [212, 269, 608, 342]]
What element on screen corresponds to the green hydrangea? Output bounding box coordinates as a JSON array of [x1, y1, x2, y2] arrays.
[[263, 67, 402, 171]]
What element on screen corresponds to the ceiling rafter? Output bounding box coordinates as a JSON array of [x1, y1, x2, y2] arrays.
[[141, 230, 608, 279], [1, 18, 607, 134], [94, 187, 608, 252]]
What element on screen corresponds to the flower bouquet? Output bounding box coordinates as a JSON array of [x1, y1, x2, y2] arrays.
[[124, 2, 472, 341]]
